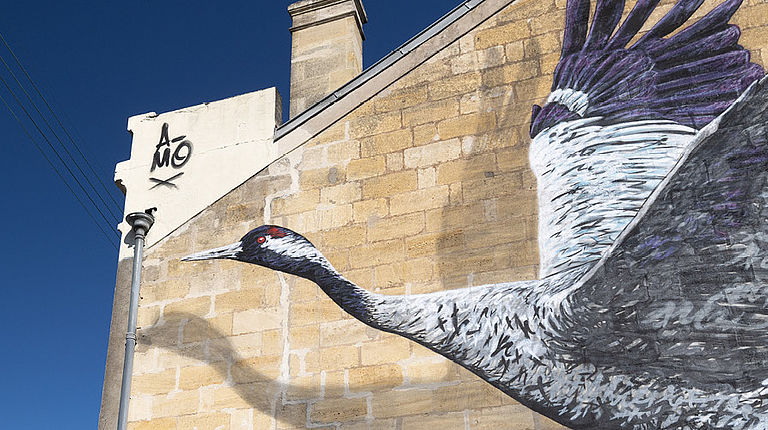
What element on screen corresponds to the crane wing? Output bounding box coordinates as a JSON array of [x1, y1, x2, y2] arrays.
[[559, 76, 768, 387], [530, 0, 763, 138], [530, 0, 765, 281]]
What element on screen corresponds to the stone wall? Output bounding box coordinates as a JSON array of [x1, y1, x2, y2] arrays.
[[124, 0, 768, 428]]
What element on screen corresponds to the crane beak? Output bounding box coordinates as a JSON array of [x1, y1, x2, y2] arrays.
[[181, 241, 243, 261]]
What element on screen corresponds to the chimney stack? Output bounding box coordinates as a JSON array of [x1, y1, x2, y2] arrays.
[[288, 0, 367, 118]]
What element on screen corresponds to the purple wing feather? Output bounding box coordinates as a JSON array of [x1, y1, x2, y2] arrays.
[[583, 0, 625, 50], [561, 0, 591, 57], [633, 0, 706, 47], [605, 0, 661, 50], [530, 0, 765, 137]]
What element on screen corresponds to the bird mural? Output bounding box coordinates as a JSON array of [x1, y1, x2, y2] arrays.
[[182, 0, 768, 427]]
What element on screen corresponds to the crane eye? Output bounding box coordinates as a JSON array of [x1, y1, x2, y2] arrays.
[[257, 236, 266, 244]]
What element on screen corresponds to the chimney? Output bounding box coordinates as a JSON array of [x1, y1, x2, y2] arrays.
[[288, 0, 367, 118]]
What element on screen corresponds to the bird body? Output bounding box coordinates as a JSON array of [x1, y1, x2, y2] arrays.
[[182, 0, 768, 427]]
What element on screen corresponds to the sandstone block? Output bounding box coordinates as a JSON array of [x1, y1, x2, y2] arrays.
[[128, 418, 177, 430], [402, 258, 435, 283], [429, 72, 482, 100], [475, 22, 531, 50], [271, 190, 320, 217], [285, 374, 321, 401], [346, 156, 386, 180], [462, 173, 523, 202], [290, 299, 343, 326], [309, 345, 359, 372], [405, 359, 459, 386], [437, 112, 497, 140], [212, 382, 278, 410], [349, 111, 402, 137], [418, 167, 437, 189], [497, 146, 530, 171], [348, 364, 403, 391], [403, 99, 459, 127], [469, 405, 540, 430], [433, 380, 503, 412], [405, 230, 465, 258], [389, 187, 450, 216], [349, 239, 404, 269], [310, 398, 367, 423], [367, 213, 424, 242], [374, 85, 429, 113], [506, 40, 526, 62], [182, 314, 233, 343], [436, 153, 497, 185], [360, 129, 412, 157], [374, 264, 403, 289], [386, 153, 404, 171], [317, 204, 354, 229], [360, 336, 411, 366], [177, 412, 229, 430], [232, 308, 282, 334], [320, 182, 362, 205], [179, 364, 226, 390], [131, 368, 176, 396], [403, 139, 462, 169], [401, 412, 467, 428], [320, 319, 373, 347], [371, 388, 433, 418], [141, 279, 189, 304], [215, 288, 266, 315], [323, 369, 346, 398], [413, 123, 439, 147], [224, 332, 263, 360], [482, 61, 540, 87], [153, 390, 199, 418], [327, 140, 361, 164], [362, 171, 417, 199], [322, 224, 366, 249], [300, 167, 345, 190], [231, 355, 282, 384], [524, 31, 561, 59], [290, 324, 320, 350], [164, 297, 211, 320], [352, 199, 388, 224]]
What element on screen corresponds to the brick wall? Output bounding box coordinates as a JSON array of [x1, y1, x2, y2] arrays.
[[125, 0, 768, 428]]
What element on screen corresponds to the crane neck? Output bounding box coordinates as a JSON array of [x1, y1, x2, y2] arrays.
[[313, 269, 379, 325], [290, 256, 384, 327]]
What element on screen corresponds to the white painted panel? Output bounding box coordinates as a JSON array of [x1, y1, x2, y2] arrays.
[[115, 87, 281, 256]]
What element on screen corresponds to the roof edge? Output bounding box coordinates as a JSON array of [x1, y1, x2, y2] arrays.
[[274, 0, 502, 144]]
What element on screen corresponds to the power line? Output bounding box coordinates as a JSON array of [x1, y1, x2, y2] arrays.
[[0, 45, 122, 220], [0, 91, 118, 250], [0, 31, 123, 215], [0, 71, 120, 240]]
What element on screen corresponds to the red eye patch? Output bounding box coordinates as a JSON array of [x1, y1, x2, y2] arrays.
[[257, 236, 266, 244], [266, 227, 287, 238]]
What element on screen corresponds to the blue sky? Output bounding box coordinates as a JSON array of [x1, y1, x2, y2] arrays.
[[0, 1, 455, 427]]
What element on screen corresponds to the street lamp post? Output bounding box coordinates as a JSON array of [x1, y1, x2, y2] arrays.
[[116, 209, 155, 430]]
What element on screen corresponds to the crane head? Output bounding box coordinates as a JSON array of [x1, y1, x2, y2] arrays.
[[181, 225, 318, 277]]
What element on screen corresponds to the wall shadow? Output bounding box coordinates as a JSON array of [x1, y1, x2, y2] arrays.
[[137, 312, 457, 428]]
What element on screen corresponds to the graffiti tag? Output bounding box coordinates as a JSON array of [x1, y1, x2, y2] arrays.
[[150, 123, 193, 189]]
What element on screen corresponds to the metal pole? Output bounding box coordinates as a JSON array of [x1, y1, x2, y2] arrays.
[[117, 209, 155, 430]]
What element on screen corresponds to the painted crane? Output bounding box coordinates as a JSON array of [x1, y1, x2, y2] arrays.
[[184, 0, 768, 427]]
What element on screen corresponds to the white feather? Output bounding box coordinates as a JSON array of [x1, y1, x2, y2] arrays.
[[530, 118, 696, 283]]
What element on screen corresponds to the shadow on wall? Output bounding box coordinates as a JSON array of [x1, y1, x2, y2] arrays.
[[138, 312, 460, 429], [426, 27, 563, 430], [430, 32, 544, 293]]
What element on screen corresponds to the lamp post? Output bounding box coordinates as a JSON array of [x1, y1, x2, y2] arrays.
[[117, 209, 155, 430]]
